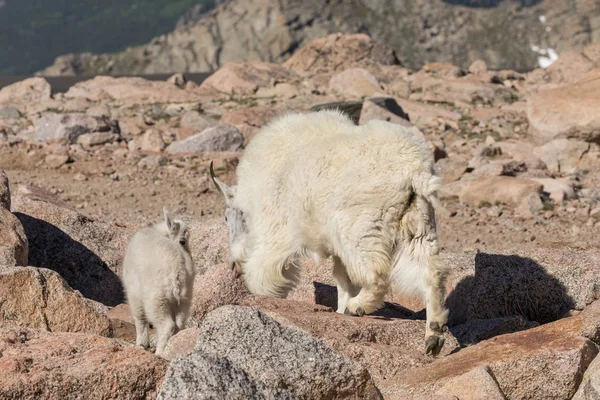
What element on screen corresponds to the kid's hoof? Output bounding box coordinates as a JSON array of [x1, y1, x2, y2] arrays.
[[425, 335, 445, 356]]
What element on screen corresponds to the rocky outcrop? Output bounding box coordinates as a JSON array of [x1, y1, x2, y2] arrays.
[[0, 327, 167, 399], [166, 124, 244, 153], [37, 0, 600, 76], [527, 69, 600, 144], [0, 266, 111, 335], [11, 186, 133, 306], [160, 305, 382, 399], [385, 301, 600, 399]]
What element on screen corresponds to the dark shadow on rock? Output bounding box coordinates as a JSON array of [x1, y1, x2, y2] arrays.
[[313, 282, 338, 309], [312, 282, 416, 320], [14, 213, 124, 306], [446, 252, 575, 327]]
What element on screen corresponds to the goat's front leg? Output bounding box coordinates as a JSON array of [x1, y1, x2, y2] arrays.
[[332, 256, 361, 314]]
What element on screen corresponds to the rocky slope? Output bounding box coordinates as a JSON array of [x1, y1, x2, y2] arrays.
[[38, 0, 600, 76], [2, 33, 600, 398]]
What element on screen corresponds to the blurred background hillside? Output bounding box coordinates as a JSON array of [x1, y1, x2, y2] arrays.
[[1, 0, 598, 76]]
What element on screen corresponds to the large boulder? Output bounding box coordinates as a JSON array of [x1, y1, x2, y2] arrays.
[[167, 305, 383, 399], [385, 301, 600, 400], [0, 77, 52, 113], [527, 69, 600, 144], [0, 208, 28, 267], [0, 327, 167, 399], [411, 76, 516, 107], [329, 68, 382, 98], [12, 186, 133, 306], [394, 98, 461, 129], [444, 247, 600, 325], [158, 348, 298, 399], [458, 177, 542, 207], [533, 138, 590, 173], [199, 61, 300, 95], [0, 266, 111, 335], [64, 76, 203, 104], [166, 124, 244, 153], [283, 33, 399, 75]]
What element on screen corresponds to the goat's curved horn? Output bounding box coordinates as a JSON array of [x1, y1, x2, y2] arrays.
[[209, 161, 227, 200], [209, 161, 217, 182]]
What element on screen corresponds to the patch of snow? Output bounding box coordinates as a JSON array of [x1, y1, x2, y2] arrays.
[[546, 26, 552, 32], [531, 45, 558, 68], [539, 15, 547, 24]]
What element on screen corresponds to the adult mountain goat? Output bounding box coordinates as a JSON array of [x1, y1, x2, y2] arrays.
[[211, 110, 449, 355]]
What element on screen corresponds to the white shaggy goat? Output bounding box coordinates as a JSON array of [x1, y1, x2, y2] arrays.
[[211, 110, 449, 355], [122, 208, 195, 356]]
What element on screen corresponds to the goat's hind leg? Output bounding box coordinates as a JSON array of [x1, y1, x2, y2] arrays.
[[130, 300, 150, 349], [332, 256, 361, 314], [154, 315, 176, 356], [423, 252, 449, 356]]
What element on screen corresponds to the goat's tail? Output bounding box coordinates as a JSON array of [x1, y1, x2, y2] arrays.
[[389, 171, 448, 297]]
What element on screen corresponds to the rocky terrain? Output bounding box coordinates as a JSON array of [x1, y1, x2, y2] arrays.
[[1, 33, 600, 399], [38, 0, 600, 76]]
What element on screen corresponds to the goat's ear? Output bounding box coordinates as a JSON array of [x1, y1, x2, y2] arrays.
[[163, 207, 173, 230], [171, 221, 181, 236], [210, 161, 234, 204]]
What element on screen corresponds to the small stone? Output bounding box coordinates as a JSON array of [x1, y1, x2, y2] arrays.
[[77, 132, 119, 147], [74, 173, 88, 182], [167, 73, 187, 89], [468, 60, 489, 75], [140, 129, 166, 152], [44, 154, 69, 169]]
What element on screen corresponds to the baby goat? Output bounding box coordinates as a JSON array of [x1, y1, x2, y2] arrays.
[[122, 208, 195, 356]]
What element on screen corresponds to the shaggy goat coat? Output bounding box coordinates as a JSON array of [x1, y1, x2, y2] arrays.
[[122, 210, 194, 356], [218, 110, 449, 355]]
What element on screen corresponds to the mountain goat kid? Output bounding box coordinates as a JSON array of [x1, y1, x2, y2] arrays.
[[211, 110, 449, 355], [122, 208, 195, 356]]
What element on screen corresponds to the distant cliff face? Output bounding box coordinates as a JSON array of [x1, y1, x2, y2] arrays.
[[38, 0, 600, 76]]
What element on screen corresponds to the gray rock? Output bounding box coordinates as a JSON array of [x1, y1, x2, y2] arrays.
[[34, 113, 119, 143], [0, 106, 20, 119], [166, 124, 243, 153], [445, 249, 600, 325], [158, 349, 298, 400], [188, 306, 382, 399], [533, 139, 590, 174], [179, 111, 216, 132]]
